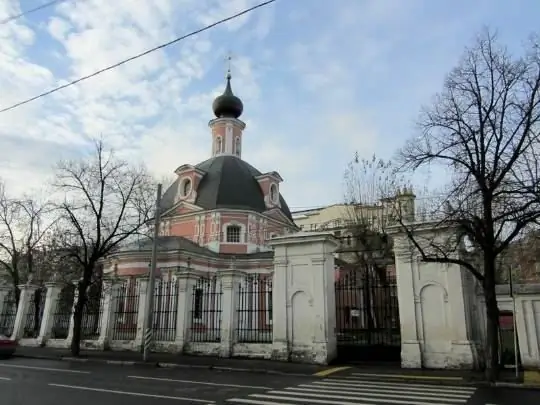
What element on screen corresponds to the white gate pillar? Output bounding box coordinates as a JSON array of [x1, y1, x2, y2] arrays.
[[174, 269, 203, 351], [268, 232, 339, 365], [12, 284, 38, 340], [37, 282, 63, 345], [388, 222, 479, 369], [218, 269, 244, 357], [98, 278, 122, 349]]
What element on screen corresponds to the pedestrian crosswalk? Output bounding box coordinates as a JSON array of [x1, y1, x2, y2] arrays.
[[226, 374, 477, 404]]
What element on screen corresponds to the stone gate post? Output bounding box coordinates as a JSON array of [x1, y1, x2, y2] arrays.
[[388, 221, 479, 369], [12, 283, 38, 340], [269, 231, 339, 365]]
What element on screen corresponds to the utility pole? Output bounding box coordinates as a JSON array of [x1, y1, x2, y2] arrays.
[[508, 265, 519, 379], [143, 183, 162, 362]]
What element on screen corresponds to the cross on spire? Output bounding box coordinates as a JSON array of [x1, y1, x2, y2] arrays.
[[225, 51, 234, 79]]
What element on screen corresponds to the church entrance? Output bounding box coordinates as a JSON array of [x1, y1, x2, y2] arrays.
[[334, 272, 401, 363]]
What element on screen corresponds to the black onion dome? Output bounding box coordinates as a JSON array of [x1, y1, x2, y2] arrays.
[[212, 74, 244, 119]]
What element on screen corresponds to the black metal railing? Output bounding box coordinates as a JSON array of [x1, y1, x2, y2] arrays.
[[152, 279, 178, 341], [0, 290, 17, 337], [81, 283, 103, 340], [112, 278, 140, 341], [51, 284, 76, 339], [190, 276, 222, 342], [236, 274, 273, 343], [335, 272, 400, 361], [23, 287, 46, 338]]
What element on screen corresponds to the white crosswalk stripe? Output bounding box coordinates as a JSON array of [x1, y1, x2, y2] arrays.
[[226, 376, 477, 405]]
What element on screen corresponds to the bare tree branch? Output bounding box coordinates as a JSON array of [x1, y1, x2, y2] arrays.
[[51, 139, 155, 356], [397, 28, 540, 381]]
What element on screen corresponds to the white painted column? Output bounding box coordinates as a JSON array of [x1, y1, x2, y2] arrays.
[[174, 270, 202, 351], [98, 279, 121, 350], [37, 282, 62, 345], [135, 277, 148, 349], [390, 234, 422, 368], [219, 269, 244, 357], [388, 222, 478, 369], [270, 257, 288, 360], [12, 284, 38, 340], [269, 232, 339, 365]]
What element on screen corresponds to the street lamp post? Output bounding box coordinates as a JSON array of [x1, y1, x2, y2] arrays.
[[143, 183, 162, 362]]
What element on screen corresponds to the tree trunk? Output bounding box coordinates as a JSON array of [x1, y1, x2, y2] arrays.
[[483, 257, 500, 382], [70, 281, 87, 356]]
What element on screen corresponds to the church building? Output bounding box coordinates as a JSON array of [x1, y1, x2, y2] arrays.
[[105, 72, 299, 277]]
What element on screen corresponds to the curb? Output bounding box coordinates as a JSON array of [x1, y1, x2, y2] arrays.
[[13, 354, 540, 389], [12, 354, 317, 377]]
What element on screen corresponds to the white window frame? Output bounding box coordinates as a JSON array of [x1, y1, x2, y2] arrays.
[[269, 183, 279, 204], [178, 176, 192, 198], [222, 222, 246, 244], [215, 136, 223, 154]]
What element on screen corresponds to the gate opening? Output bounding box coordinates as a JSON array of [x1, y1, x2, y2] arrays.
[[335, 270, 400, 362]]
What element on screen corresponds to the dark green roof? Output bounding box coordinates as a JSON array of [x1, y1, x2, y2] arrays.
[[160, 155, 293, 221]]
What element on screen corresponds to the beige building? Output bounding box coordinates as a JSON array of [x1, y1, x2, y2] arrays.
[[291, 189, 416, 263]]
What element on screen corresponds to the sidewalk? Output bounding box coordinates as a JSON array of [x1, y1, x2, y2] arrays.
[[14, 346, 327, 376], [14, 346, 535, 388]]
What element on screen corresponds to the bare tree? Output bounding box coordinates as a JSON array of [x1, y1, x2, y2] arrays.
[[52, 140, 155, 356], [397, 29, 540, 381], [0, 180, 55, 303]]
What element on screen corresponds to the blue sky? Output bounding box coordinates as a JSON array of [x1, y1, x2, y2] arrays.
[[0, 0, 538, 211]]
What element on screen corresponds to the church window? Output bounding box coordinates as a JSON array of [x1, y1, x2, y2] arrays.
[[226, 225, 241, 243], [269, 184, 278, 204], [215, 136, 223, 153], [179, 178, 192, 198], [234, 136, 241, 156]]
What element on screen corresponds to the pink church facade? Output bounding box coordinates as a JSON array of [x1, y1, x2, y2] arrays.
[[103, 73, 298, 277]]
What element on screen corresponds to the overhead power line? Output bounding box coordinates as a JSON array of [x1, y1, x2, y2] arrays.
[[0, 0, 73, 25], [0, 0, 276, 114]]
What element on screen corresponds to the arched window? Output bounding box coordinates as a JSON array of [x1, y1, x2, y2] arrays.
[[181, 178, 191, 197], [226, 225, 241, 243], [269, 184, 278, 204], [234, 136, 241, 156], [215, 136, 223, 154]]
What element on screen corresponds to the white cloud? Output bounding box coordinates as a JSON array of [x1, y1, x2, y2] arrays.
[[0, 0, 538, 211]]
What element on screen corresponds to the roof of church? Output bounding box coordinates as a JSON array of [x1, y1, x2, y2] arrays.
[[121, 235, 274, 259], [160, 155, 293, 221]]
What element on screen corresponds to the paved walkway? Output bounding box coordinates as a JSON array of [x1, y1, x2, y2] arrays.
[[15, 346, 327, 376]]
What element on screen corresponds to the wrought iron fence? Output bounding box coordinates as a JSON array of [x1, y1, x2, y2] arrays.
[[236, 274, 273, 343], [0, 290, 17, 337], [190, 276, 222, 343], [23, 287, 46, 338], [51, 284, 76, 339], [152, 279, 179, 342], [81, 282, 103, 340], [112, 278, 140, 341]]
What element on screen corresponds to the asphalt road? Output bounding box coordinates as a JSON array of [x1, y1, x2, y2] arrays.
[[0, 357, 538, 404]]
